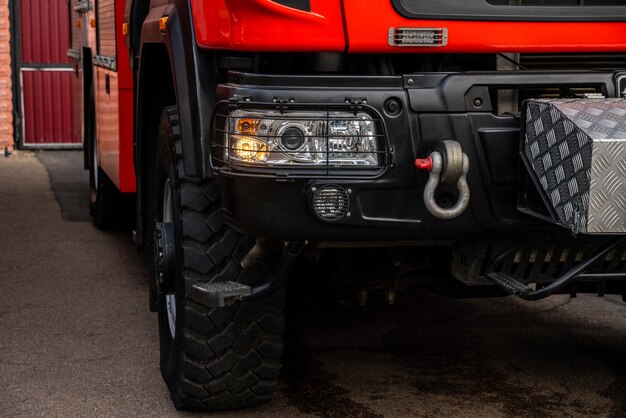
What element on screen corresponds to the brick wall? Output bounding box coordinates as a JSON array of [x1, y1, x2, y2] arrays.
[[0, 0, 11, 152]]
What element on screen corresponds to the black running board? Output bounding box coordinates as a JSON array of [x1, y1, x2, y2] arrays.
[[486, 237, 625, 301]]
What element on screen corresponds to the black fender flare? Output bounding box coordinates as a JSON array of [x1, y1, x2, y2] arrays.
[[138, 2, 215, 179], [135, 1, 219, 248]]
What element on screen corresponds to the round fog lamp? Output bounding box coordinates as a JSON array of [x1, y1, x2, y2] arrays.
[[311, 185, 350, 221], [280, 126, 305, 151]]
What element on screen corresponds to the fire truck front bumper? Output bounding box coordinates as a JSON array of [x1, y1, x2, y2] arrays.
[[210, 71, 626, 243]]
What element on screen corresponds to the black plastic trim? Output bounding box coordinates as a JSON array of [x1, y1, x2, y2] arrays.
[[403, 71, 617, 113], [227, 72, 403, 89], [392, 0, 626, 22], [272, 0, 310, 12], [135, 0, 217, 247]]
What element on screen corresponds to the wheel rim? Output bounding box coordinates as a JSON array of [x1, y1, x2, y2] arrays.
[[163, 178, 176, 339], [165, 294, 176, 339]]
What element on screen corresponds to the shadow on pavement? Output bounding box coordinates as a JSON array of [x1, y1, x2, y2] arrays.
[[37, 150, 90, 222]]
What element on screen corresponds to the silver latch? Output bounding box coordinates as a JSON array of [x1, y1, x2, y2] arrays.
[[571, 204, 585, 237], [582, 93, 606, 99]]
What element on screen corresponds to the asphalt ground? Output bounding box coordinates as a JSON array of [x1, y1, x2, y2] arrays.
[[1, 150, 626, 417]]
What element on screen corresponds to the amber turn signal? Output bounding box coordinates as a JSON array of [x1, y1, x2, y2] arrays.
[[236, 118, 260, 135], [159, 17, 169, 33]]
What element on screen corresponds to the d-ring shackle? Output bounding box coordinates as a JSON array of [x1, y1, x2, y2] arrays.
[[415, 141, 470, 220]]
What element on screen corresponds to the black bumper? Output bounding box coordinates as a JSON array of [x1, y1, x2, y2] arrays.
[[211, 71, 625, 242]]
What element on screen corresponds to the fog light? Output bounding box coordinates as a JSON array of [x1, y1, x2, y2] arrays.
[[311, 185, 350, 221]]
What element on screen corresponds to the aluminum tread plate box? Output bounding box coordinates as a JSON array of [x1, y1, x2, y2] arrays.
[[524, 99, 626, 234]]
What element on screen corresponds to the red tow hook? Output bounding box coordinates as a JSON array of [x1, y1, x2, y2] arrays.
[[415, 156, 433, 172]]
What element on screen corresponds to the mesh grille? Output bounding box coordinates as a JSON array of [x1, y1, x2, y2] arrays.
[[388, 28, 448, 47], [311, 185, 350, 221]]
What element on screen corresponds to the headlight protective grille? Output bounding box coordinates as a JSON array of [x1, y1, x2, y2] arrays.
[[211, 102, 389, 177]]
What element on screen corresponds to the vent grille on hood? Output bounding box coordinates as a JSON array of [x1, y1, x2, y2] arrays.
[[388, 28, 448, 47], [520, 53, 626, 71]]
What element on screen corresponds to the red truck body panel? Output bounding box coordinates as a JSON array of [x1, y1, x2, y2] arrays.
[[88, 0, 135, 192], [190, 0, 345, 51], [190, 0, 626, 53], [343, 0, 626, 53]]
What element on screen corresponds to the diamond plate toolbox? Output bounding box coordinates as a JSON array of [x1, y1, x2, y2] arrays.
[[523, 99, 626, 234]]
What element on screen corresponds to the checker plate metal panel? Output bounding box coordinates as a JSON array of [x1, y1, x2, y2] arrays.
[[524, 99, 626, 234]]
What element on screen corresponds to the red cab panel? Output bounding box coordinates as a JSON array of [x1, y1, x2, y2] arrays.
[[190, 0, 345, 51], [342, 0, 626, 53], [93, 0, 135, 192]]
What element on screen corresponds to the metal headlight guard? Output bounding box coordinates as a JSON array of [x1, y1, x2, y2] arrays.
[[211, 101, 390, 178]]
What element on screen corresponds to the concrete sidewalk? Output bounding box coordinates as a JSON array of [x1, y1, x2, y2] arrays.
[[0, 152, 170, 416], [0, 153, 299, 417]]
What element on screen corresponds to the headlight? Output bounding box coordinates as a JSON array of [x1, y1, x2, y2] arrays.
[[224, 110, 381, 166]]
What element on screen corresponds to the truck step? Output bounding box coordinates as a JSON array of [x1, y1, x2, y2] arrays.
[[192, 281, 252, 308], [486, 236, 624, 301], [486, 272, 533, 297]]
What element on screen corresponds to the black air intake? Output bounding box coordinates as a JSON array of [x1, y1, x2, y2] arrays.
[[520, 53, 626, 71], [272, 0, 310, 11]]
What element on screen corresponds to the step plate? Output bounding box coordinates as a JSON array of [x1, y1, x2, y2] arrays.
[[524, 99, 626, 234], [486, 272, 532, 296], [192, 281, 252, 308]]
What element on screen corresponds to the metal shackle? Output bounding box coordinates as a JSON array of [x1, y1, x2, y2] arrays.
[[415, 141, 470, 220]]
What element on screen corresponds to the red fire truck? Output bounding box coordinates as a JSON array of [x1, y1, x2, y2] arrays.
[[69, 0, 626, 411]]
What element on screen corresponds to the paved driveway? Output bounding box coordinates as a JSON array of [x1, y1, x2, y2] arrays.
[[1, 151, 626, 417]]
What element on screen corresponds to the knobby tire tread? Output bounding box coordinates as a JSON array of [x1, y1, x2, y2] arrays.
[[160, 106, 283, 411]]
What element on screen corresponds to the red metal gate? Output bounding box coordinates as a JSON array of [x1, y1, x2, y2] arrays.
[[18, 0, 79, 147]]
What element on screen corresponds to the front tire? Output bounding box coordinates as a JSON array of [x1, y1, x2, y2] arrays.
[[153, 106, 284, 411]]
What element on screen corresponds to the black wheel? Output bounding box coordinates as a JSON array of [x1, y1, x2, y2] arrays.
[[152, 106, 284, 411], [88, 92, 133, 229]]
